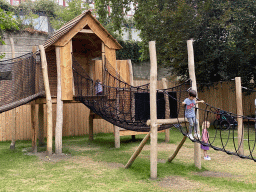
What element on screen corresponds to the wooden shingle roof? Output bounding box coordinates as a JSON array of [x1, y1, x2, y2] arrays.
[[43, 11, 122, 50]]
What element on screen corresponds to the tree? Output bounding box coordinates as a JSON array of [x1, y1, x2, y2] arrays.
[[50, 0, 86, 30], [0, 8, 19, 59], [94, 0, 256, 88]]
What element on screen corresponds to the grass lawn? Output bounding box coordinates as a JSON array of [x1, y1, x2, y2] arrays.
[[1, 128, 256, 191]]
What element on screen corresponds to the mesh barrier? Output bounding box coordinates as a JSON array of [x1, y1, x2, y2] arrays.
[[0, 53, 45, 113], [73, 56, 190, 132]]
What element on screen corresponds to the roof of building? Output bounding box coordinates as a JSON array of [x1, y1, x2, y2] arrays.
[[43, 10, 122, 50]]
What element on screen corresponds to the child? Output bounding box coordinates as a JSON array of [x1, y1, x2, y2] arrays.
[[201, 121, 211, 160], [95, 79, 103, 95], [182, 89, 204, 140]]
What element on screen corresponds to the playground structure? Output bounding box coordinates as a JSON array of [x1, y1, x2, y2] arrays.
[[2, 11, 256, 179]]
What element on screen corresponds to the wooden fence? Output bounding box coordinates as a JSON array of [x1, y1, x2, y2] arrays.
[[0, 80, 255, 141]]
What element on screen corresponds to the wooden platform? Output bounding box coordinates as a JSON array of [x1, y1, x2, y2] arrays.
[[119, 129, 165, 136]]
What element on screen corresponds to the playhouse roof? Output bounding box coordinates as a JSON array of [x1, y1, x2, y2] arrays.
[[43, 11, 122, 50]]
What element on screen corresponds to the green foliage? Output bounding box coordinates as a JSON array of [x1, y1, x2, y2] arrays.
[[95, 0, 132, 35], [95, 0, 256, 88], [50, 0, 86, 30], [116, 40, 142, 63], [0, 8, 19, 59], [0, 0, 15, 12]]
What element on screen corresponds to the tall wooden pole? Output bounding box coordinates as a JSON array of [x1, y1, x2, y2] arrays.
[[9, 37, 16, 150], [149, 41, 158, 179], [235, 77, 244, 155], [39, 45, 53, 156], [31, 46, 38, 153], [162, 78, 170, 142], [55, 46, 63, 154], [187, 39, 201, 169]]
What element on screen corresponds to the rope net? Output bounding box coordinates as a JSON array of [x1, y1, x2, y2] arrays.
[[72, 56, 190, 132], [0, 53, 45, 113]]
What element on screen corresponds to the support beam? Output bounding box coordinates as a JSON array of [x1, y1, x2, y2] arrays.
[[31, 100, 37, 153], [89, 111, 94, 141], [235, 77, 244, 155], [55, 46, 64, 154], [31, 46, 38, 153], [38, 104, 45, 146], [187, 39, 201, 169], [114, 126, 120, 148], [39, 45, 53, 156], [125, 132, 150, 169], [9, 37, 16, 150], [162, 78, 170, 142], [146, 118, 188, 126], [149, 41, 158, 179]]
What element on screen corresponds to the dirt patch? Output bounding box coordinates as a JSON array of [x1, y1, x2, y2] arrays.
[[67, 145, 100, 152], [158, 176, 210, 191], [194, 171, 240, 178], [26, 151, 71, 162]]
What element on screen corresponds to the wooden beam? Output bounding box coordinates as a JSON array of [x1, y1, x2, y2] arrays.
[[31, 100, 37, 153], [79, 29, 94, 33], [9, 37, 16, 150], [89, 111, 94, 141], [60, 40, 73, 100], [38, 104, 45, 146], [149, 41, 158, 179], [235, 77, 244, 155], [187, 39, 201, 169], [125, 132, 150, 169], [146, 118, 188, 126], [31, 46, 38, 153], [162, 78, 170, 142], [54, 14, 121, 49], [55, 46, 64, 154], [114, 126, 120, 148], [39, 45, 53, 156]]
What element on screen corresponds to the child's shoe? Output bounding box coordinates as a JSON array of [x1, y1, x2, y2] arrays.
[[194, 132, 200, 139], [187, 134, 194, 140], [204, 156, 211, 160]]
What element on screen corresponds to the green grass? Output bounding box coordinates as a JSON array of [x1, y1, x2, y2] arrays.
[[1, 129, 256, 191]]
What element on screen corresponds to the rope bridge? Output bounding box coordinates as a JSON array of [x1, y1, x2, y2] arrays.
[[72, 56, 190, 132]]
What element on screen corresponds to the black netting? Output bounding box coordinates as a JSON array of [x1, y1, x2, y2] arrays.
[[0, 53, 45, 113], [73, 56, 190, 132]]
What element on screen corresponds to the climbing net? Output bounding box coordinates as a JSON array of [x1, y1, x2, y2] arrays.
[[0, 53, 45, 113], [72, 56, 190, 132]]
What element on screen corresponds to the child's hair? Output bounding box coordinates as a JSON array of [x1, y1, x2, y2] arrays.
[[202, 121, 210, 129], [95, 79, 101, 83], [188, 89, 197, 97]]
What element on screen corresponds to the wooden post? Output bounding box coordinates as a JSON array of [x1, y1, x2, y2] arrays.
[[9, 37, 16, 150], [114, 126, 120, 148], [31, 46, 38, 153], [39, 45, 53, 156], [102, 42, 105, 91], [31, 101, 37, 152], [38, 104, 45, 146], [55, 46, 63, 154], [187, 39, 201, 169], [149, 41, 158, 179], [89, 112, 94, 141], [162, 78, 170, 142], [125, 132, 150, 169], [235, 77, 244, 155]]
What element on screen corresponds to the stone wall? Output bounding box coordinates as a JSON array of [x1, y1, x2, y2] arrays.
[[0, 31, 49, 60], [133, 62, 173, 80]]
